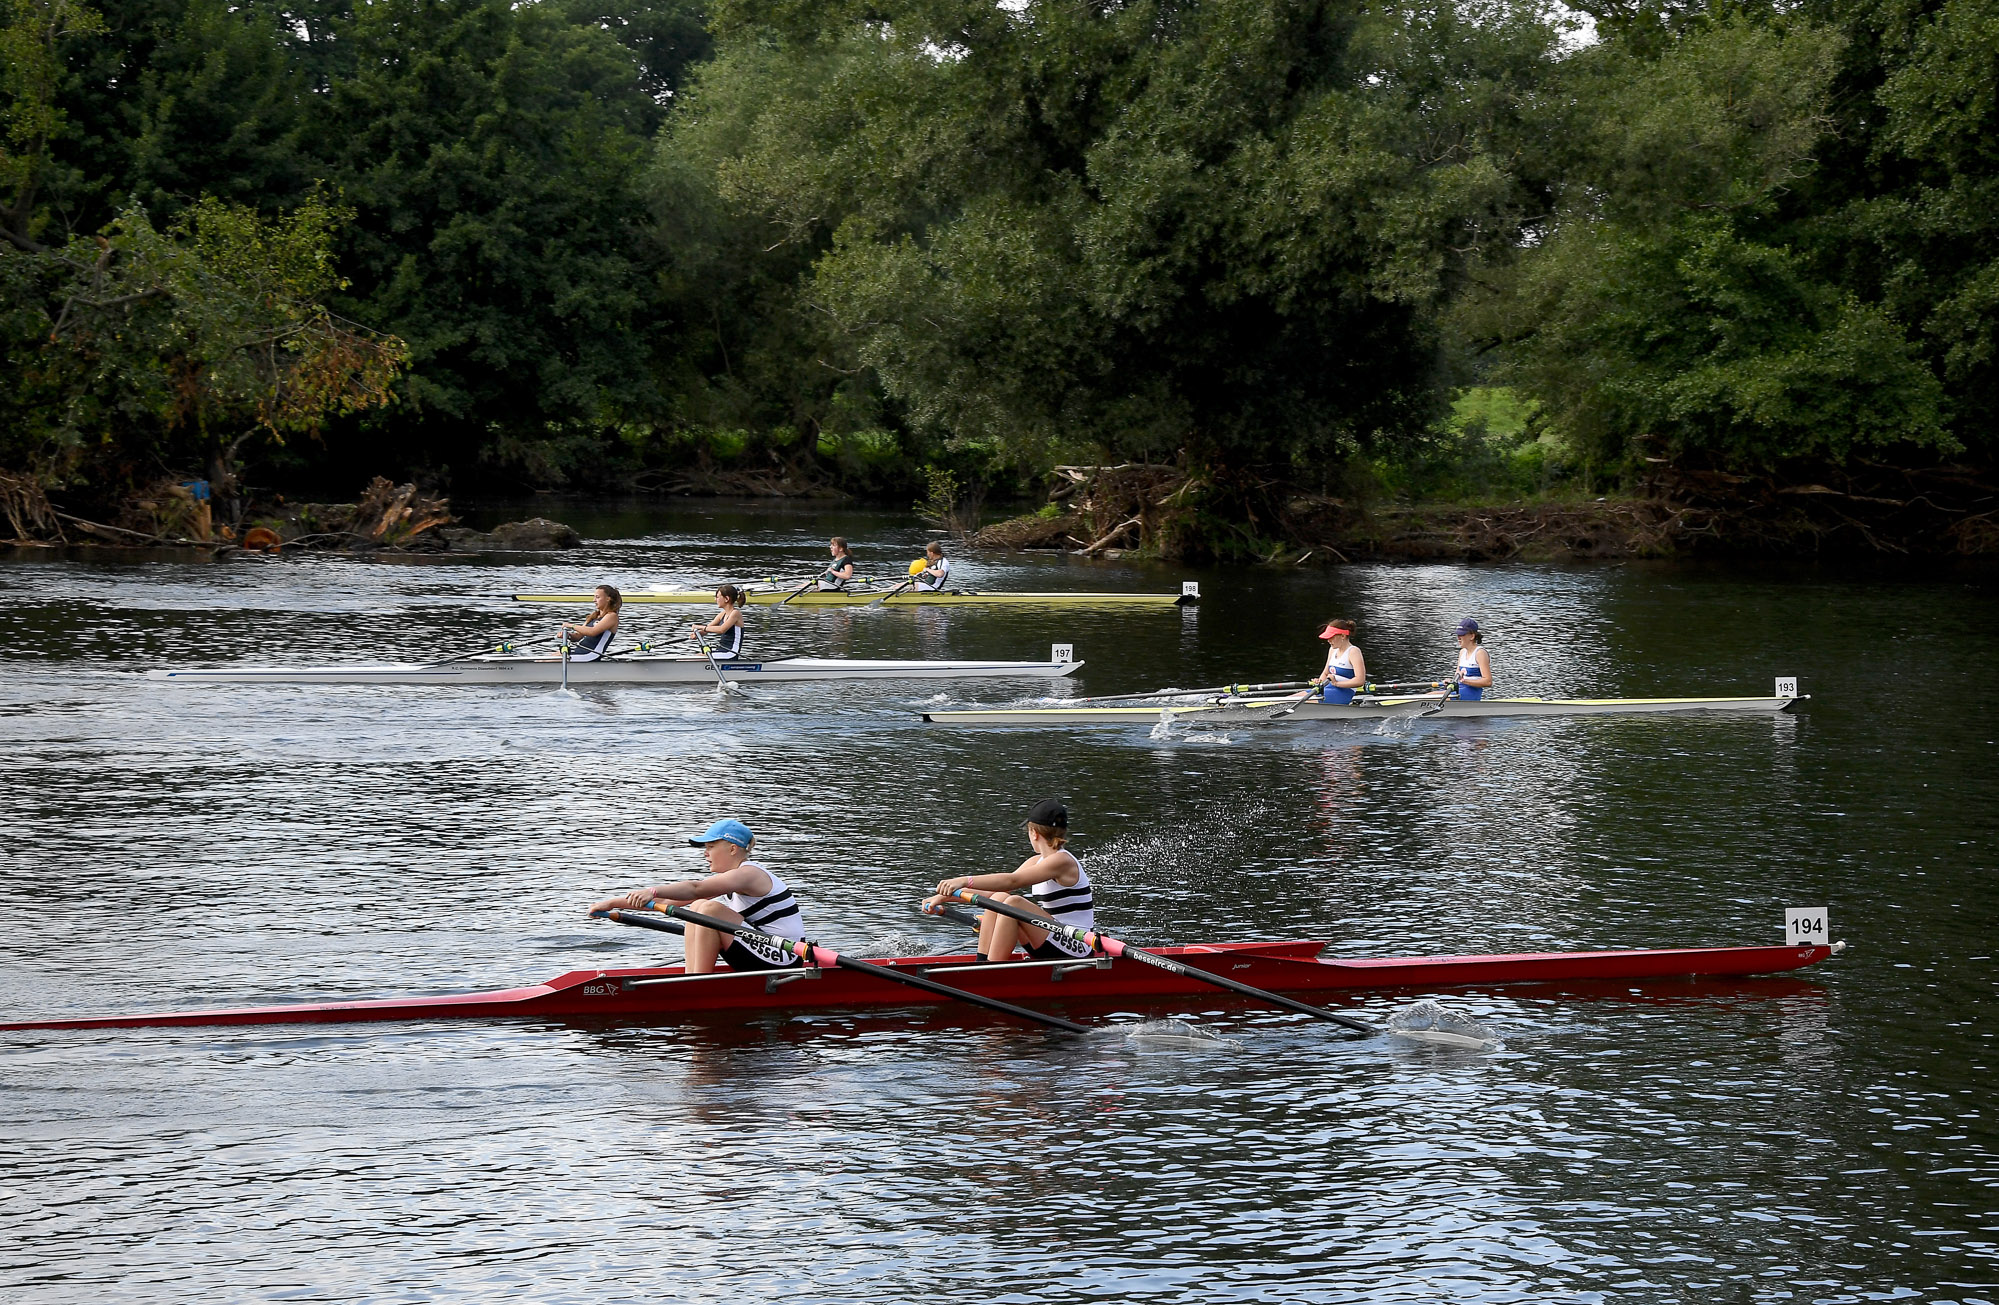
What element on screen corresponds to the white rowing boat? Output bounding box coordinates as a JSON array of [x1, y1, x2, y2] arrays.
[[511, 581, 1201, 608], [149, 649, 1084, 686], [923, 685, 1804, 725]]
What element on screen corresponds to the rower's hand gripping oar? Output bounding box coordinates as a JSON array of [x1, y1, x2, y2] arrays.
[[1415, 672, 1461, 718], [939, 889, 1377, 1037], [601, 904, 1091, 1033]]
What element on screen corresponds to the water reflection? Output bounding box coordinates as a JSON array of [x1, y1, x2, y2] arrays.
[[2, 513, 1997, 1302]]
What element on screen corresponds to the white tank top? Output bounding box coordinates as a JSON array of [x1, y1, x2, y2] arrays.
[[1026, 854, 1094, 931], [915, 558, 952, 591], [719, 863, 804, 942]]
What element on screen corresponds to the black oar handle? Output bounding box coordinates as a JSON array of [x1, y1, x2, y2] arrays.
[[916, 903, 985, 932], [613, 906, 1091, 1034], [600, 910, 685, 935], [948, 890, 1376, 1037]]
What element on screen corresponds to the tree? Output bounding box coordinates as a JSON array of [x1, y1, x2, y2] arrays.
[[1470, 9, 1958, 475], [2, 192, 406, 516], [303, 0, 670, 480], [667, 0, 1566, 488]]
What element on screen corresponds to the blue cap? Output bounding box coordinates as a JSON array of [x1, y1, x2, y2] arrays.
[[1455, 618, 1480, 636], [688, 818, 754, 848]]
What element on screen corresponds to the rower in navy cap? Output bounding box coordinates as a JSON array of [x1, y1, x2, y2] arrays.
[[1452, 618, 1492, 701], [926, 799, 1096, 964], [587, 818, 807, 974]]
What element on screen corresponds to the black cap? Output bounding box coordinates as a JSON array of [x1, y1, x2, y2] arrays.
[[1026, 798, 1068, 828]]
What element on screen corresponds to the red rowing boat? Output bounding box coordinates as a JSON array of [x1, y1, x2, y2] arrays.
[[0, 940, 1838, 1031]]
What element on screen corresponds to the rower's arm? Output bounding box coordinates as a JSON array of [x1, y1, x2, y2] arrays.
[[588, 864, 770, 916], [1462, 647, 1492, 687], [567, 611, 617, 636], [935, 851, 1074, 899], [1333, 648, 1366, 688]]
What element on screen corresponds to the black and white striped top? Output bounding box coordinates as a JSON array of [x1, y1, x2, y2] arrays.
[[718, 863, 805, 942], [1027, 856, 1094, 932]]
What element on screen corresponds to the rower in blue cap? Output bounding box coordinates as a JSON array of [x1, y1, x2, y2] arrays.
[[587, 818, 807, 974], [1453, 618, 1492, 701]]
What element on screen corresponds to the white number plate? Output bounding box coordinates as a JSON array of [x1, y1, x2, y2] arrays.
[[1775, 676, 1798, 698], [1181, 581, 1200, 597], [1050, 643, 1074, 663], [1785, 906, 1829, 946]]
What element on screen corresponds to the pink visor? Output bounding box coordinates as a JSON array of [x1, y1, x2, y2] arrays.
[[1318, 625, 1351, 640]]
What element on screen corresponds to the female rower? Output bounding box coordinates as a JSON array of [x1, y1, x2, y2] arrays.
[[817, 537, 857, 590], [587, 818, 805, 974], [691, 584, 747, 658], [1452, 618, 1492, 701], [912, 541, 952, 592], [1311, 618, 1367, 704], [927, 799, 1094, 963], [561, 585, 621, 660]]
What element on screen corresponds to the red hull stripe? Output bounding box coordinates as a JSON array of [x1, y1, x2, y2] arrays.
[[0, 942, 1833, 1031]]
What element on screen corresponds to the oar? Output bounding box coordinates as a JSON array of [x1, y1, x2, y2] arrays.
[[914, 902, 985, 932], [693, 633, 747, 696], [1415, 673, 1461, 718], [866, 565, 926, 609], [416, 643, 519, 669], [605, 905, 1092, 1033], [1263, 683, 1322, 719], [941, 890, 1376, 1037], [775, 573, 822, 606], [1069, 680, 1311, 706]]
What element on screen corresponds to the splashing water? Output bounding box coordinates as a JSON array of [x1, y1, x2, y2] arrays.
[[857, 930, 935, 958], [1385, 1000, 1502, 1050], [1148, 705, 1175, 739], [1109, 1018, 1233, 1050]]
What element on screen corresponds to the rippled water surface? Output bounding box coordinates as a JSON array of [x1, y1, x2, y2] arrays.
[[3, 504, 1997, 1303]]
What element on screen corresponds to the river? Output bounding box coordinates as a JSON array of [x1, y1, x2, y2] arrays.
[[1, 502, 1994, 1303]]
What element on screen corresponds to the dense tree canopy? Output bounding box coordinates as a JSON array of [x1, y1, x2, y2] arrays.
[[2, 0, 1996, 531]]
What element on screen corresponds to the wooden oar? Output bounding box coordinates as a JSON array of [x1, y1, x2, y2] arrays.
[[606, 905, 1092, 1033], [943, 890, 1376, 1036]]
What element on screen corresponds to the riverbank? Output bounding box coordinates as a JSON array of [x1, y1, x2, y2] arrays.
[[971, 460, 1999, 562], [1, 475, 581, 557]]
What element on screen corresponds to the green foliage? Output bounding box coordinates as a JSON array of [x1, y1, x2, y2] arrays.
[[672, 0, 1566, 479], [1469, 10, 1967, 473], [0, 192, 405, 498]]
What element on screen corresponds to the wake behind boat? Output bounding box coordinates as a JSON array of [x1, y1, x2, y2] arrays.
[[923, 678, 1805, 725], [148, 646, 1084, 686], [0, 938, 1838, 1031]]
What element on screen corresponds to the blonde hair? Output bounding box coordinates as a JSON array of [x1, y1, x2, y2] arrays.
[[1027, 821, 1068, 849]]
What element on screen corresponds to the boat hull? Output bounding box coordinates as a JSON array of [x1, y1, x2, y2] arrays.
[[924, 693, 1804, 725], [0, 942, 1835, 1031], [146, 655, 1083, 686], [514, 590, 1190, 607]]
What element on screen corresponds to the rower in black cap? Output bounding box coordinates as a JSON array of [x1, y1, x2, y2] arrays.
[[927, 799, 1096, 963]]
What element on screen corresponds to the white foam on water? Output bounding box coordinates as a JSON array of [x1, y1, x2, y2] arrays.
[[1385, 999, 1503, 1050], [856, 930, 933, 958], [1108, 1018, 1233, 1050]]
